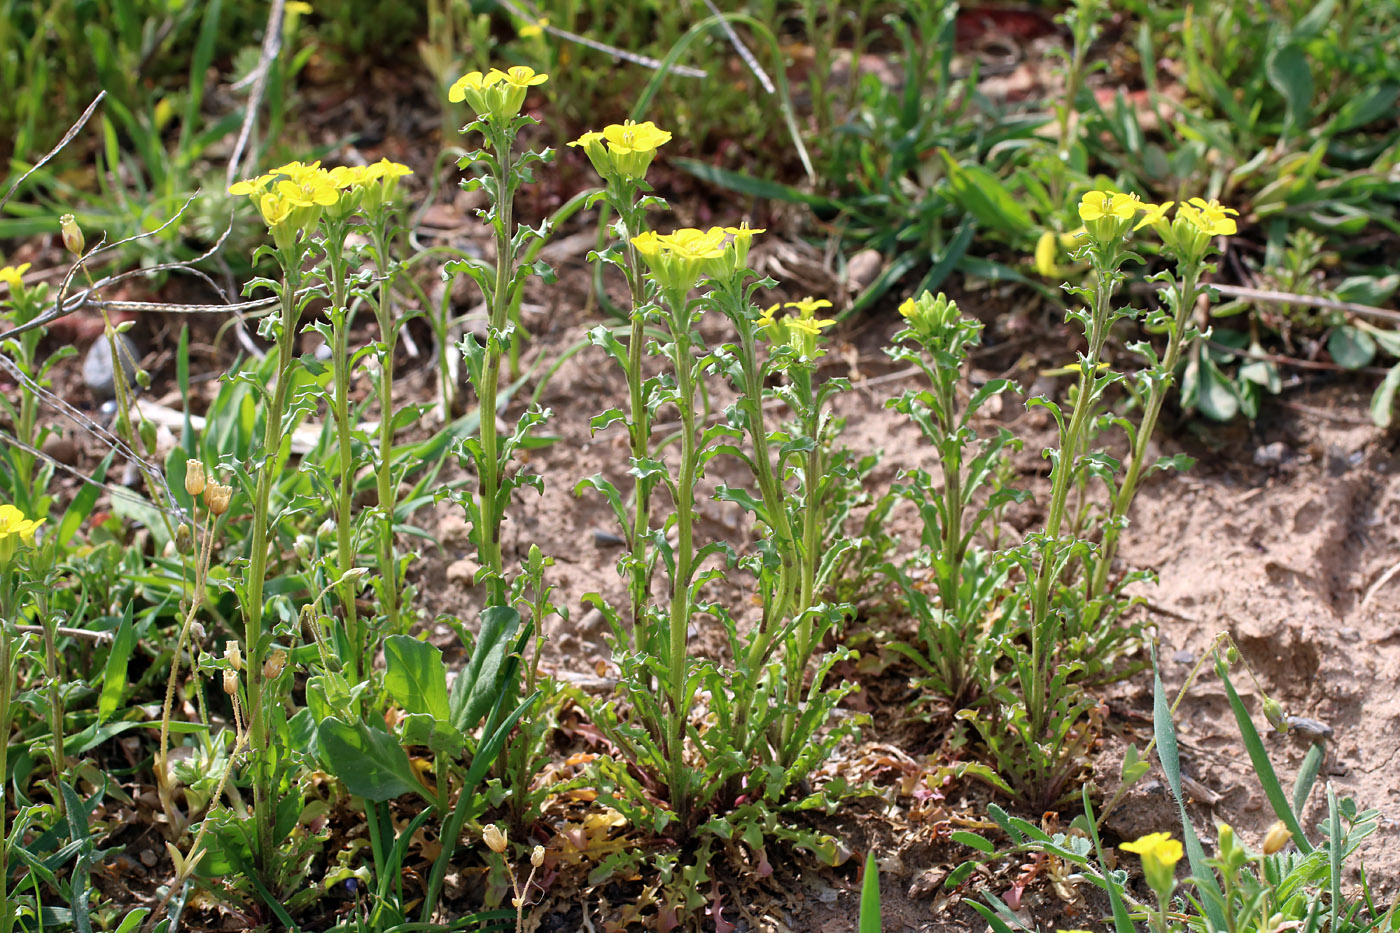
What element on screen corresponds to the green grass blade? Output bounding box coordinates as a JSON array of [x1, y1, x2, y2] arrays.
[[1217, 665, 1312, 853], [1327, 783, 1342, 933], [1292, 742, 1324, 816], [1153, 644, 1227, 933], [859, 851, 882, 933], [674, 158, 839, 211], [1083, 786, 1136, 933]]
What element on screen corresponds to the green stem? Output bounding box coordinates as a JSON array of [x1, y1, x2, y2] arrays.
[[664, 307, 700, 827], [618, 196, 653, 641], [326, 232, 361, 683], [1090, 266, 1200, 598], [1027, 264, 1114, 735], [0, 629, 12, 933], [371, 222, 403, 637], [477, 134, 514, 606], [242, 258, 302, 878]]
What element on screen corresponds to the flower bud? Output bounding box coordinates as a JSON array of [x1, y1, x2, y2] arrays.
[[482, 824, 507, 854], [136, 369, 151, 390], [189, 620, 205, 644], [138, 417, 157, 451], [185, 460, 207, 497], [531, 845, 545, 867], [175, 522, 193, 553], [1262, 696, 1288, 733], [1262, 820, 1292, 855], [60, 214, 85, 255]]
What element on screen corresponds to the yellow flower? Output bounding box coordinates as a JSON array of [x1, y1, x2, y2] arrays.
[[1121, 831, 1183, 897], [574, 120, 673, 182], [1262, 820, 1292, 855], [1033, 231, 1059, 278], [285, 0, 312, 13], [1078, 190, 1138, 222], [228, 172, 276, 197], [519, 17, 548, 38], [258, 192, 294, 228], [0, 503, 44, 564], [1135, 200, 1174, 231], [786, 316, 834, 336], [0, 263, 31, 290], [329, 165, 376, 189], [361, 159, 413, 213], [785, 296, 832, 319], [499, 65, 548, 89], [448, 70, 501, 103], [1183, 197, 1238, 237], [602, 120, 672, 155], [632, 228, 725, 295]]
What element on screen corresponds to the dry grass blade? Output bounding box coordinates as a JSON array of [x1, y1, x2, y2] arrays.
[[0, 91, 106, 214]]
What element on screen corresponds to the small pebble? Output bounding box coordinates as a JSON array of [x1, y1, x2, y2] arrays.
[[1285, 715, 1334, 739], [139, 849, 158, 868], [1339, 627, 1361, 643], [1173, 649, 1195, 665], [1253, 441, 1293, 469], [83, 333, 138, 401], [41, 434, 78, 466]]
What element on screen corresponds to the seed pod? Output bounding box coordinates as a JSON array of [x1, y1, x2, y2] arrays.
[[225, 640, 243, 671], [138, 418, 157, 451], [1262, 696, 1288, 733], [136, 369, 151, 390], [205, 483, 232, 516], [223, 668, 239, 695], [531, 845, 544, 867], [482, 824, 507, 854], [175, 522, 193, 552]]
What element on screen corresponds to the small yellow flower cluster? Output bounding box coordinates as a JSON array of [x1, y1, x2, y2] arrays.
[[0, 503, 44, 565], [448, 66, 548, 123], [632, 224, 763, 294], [1076, 188, 1238, 256], [759, 296, 835, 359], [228, 159, 413, 244], [897, 291, 961, 340], [569, 120, 673, 183]]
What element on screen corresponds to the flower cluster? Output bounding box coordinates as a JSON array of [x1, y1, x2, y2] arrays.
[[758, 296, 835, 359], [448, 66, 548, 123], [569, 120, 673, 183], [632, 225, 764, 295], [0, 503, 43, 565], [896, 290, 965, 343], [1077, 189, 1238, 258], [227, 159, 414, 246]]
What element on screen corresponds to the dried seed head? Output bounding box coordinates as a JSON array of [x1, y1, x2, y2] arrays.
[[185, 460, 207, 497], [262, 649, 287, 679], [482, 824, 507, 854], [225, 641, 243, 671], [223, 668, 239, 695], [204, 482, 232, 516], [531, 845, 544, 867]]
